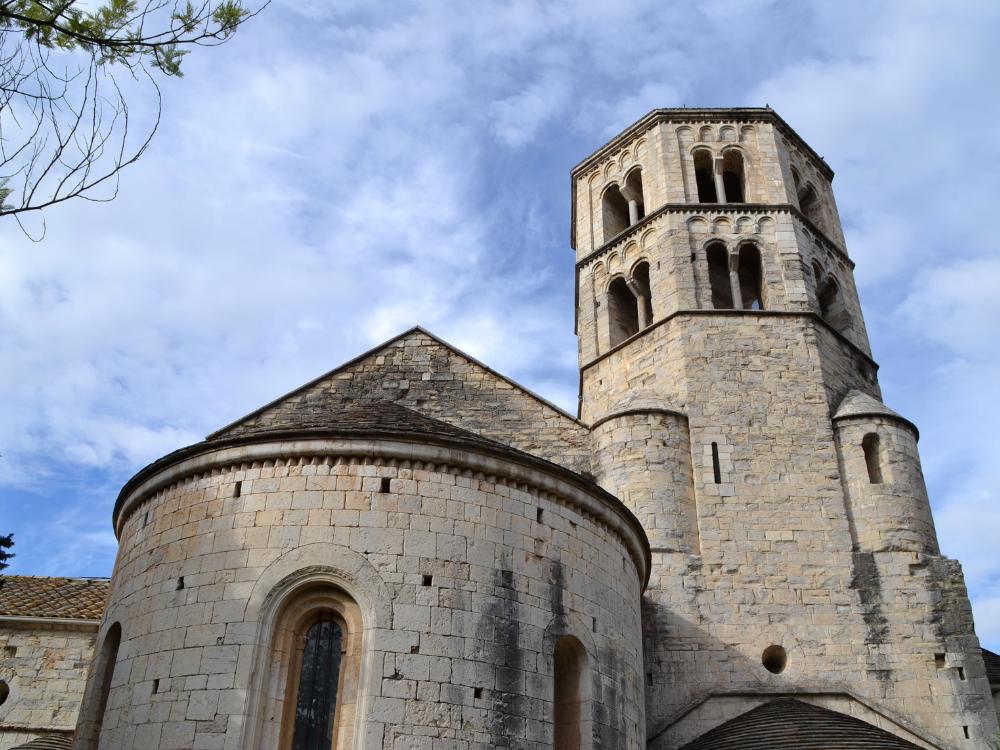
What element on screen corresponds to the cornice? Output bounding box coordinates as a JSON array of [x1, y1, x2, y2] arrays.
[[571, 107, 833, 181], [113, 433, 652, 590], [574, 202, 853, 271]]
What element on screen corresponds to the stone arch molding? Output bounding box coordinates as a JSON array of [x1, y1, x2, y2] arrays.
[[240, 543, 392, 750]]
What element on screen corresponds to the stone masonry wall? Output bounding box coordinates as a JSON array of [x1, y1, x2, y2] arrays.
[[580, 314, 998, 748], [0, 624, 95, 750], [85, 442, 645, 750]]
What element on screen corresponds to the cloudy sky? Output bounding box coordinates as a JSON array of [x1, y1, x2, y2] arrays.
[[1, 0, 999, 647]]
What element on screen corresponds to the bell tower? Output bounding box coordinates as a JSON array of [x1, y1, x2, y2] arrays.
[[574, 109, 997, 748]]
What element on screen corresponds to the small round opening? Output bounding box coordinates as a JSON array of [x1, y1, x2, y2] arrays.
[[0, 680, 9, 705], [762, 645, 787, 674]]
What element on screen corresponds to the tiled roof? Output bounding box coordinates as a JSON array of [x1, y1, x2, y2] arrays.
[[10, 735, 73, 749], [0, 575, 109, 621], [983, 648, 1000, 685], [679, 699, 925, 750], [210, 401, 518, 452], [10, 736, 73, 750]]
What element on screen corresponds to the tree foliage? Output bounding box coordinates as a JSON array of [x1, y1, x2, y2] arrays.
[[0, 0, 263, 231], [0, 533, 13, 571]]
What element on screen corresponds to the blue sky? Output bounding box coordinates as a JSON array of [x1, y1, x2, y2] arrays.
[[1, 0, 999, 648]]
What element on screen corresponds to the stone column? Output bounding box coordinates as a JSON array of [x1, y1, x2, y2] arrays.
[[714, 156, 728, 204]]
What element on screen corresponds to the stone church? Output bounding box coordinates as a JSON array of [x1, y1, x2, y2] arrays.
[[1, 107, 999, 749]]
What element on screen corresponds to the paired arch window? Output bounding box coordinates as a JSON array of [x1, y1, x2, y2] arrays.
[[76, 622, 121, 750], [607, 261, 653, 347], [706, 243, 764, 310], [601, 169, 646, 242], [553, 635, 589, 750], [258, 585, 362, 750], [694, 148, 747, 203]]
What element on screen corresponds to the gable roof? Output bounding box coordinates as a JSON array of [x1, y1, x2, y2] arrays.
[[0, 576, 109, 621], [208, 326, 579, 439], [679, 699, 926, 750]]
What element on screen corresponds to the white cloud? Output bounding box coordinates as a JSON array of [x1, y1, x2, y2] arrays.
[[1, 0, 999, 652]]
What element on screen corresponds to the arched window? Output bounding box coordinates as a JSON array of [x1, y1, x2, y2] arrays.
[[722, 150, 746, 203], [256, 584, 363, 750], [693, 149, 717, 203], [289, 617, 344, 749], [862, 433, 883, 484], [737, 244, 763, 310], [601, 185, 630, 242], [817, 274, 851, 333], [622, 168, 646, 224], [798, 184, 824, 229], [76, 622, 121, 750], [553, 636, 588, 750], [631, 261, 653, 329], [607, 277, 639, 347], [706, 243, 733, 309]]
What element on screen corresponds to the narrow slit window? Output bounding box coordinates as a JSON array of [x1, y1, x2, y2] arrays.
[[380, 477, 391, 493], [711, 443, 722, 484], [234, 480, 242, 498], [706, 244, 733, 310], [862, 433, 883, 484]]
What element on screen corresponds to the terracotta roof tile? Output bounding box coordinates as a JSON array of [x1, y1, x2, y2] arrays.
[[0, 575, 109, 621], [679, 699, 925, 750], [10, 735, 73, 749]]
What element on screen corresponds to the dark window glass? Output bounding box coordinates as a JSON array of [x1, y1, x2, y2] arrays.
[[292, 618, 344, 750]]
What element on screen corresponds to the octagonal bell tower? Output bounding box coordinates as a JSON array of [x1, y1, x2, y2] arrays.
[[574, 109, 997, 749]]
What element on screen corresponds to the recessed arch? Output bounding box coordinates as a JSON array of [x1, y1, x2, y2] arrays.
[[75, 621, 122, 750], [698, 125, 713, 142], [553, 635, 590, 750], [261, 582, 364, 750]]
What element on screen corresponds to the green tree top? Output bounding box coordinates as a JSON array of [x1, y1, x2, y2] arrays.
[[0, 533, 13, 572]]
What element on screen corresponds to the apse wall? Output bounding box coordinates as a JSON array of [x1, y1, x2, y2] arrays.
[[74, 433, 649, 750]]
